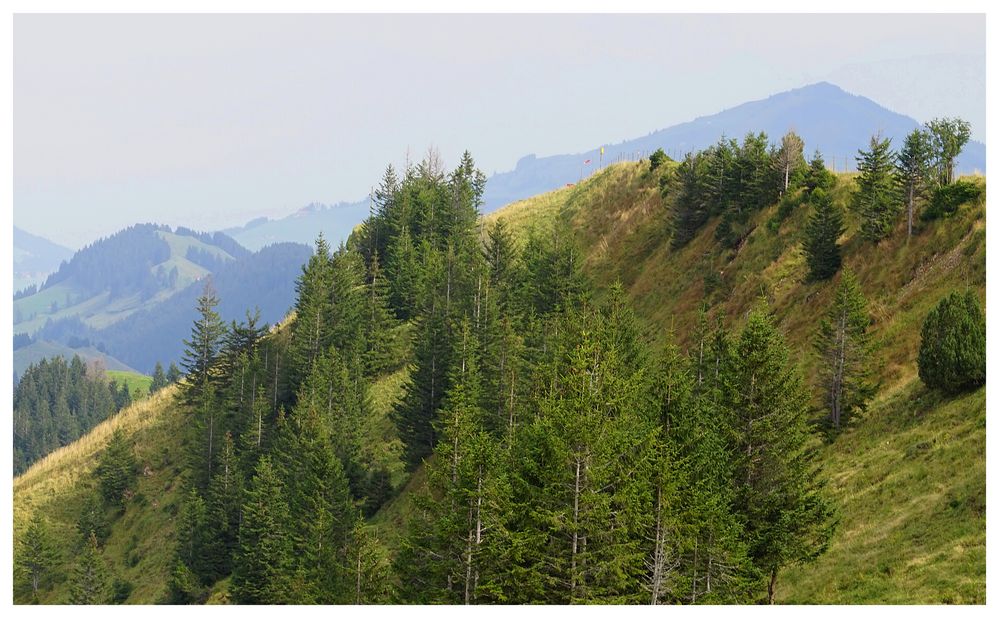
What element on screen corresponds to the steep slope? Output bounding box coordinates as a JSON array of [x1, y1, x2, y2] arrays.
[[483, 161, 985, 602], [13, 386, 189, 603], [481, 82, 986, 211]]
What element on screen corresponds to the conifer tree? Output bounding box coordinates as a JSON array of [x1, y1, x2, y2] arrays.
[[69, 532, 110, 604], [180, 280, 227, 405], [853, 135, 901, 242], [918, 291, 986, 393], [386, 227, 420, 320], [896, 128, 935, 237], [167, 362, 182, 384], [814, 270, 874, 431], [804, 151, 836, 194], [76, 493, 110, 547], [393, 243, 451, 470], [95, 428, 137, 507], [174, 488, 209, 584], [364, 250, 400, 375], [275, 405, 358, 603], [723, 307, 835, 603], [288, 234, 333, 388], [803, 188, 845, 281], [15, 513, 60, 596], [348, 520, 392, 604], [150, 361, 168, 393], [232, 456, 295, 604], [202, 432, 242, 580], [654, 336, 756, 603]]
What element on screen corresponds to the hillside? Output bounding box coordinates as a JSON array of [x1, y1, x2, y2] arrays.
[[481, 82, 986, 211], [13, 226, 74, 294], [13, 386, 190, 603], [13, 226, 311, 374], [13, 161, 985, 604], [13, 225, 246, 338], [483, 161, 985, 602], [13, 340, 139, 378], [223, 201, 370, 252]]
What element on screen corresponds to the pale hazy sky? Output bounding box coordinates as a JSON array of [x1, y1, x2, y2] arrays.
[[14, 13, 985, 249]]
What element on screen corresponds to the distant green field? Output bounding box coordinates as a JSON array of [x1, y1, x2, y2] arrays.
[[106, 370, 153, 399]]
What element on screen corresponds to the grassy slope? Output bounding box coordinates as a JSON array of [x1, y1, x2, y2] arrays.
[[105, 370, 154, 399], [13, 386, 189, 604], [485, 161, 986, 603]]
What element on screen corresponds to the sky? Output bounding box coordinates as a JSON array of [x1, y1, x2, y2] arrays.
[[14, 13, 986, 249]]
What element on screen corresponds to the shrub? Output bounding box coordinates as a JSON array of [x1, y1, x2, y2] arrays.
[[918, 291, 985, 393], [922, 180, 983, 220], [649, 148, 667, 171]]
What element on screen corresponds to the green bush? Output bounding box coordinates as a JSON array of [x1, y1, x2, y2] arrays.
[[918, 291, 985, 393], [922, 181, 983, 220], [649, 148, 667, 171]]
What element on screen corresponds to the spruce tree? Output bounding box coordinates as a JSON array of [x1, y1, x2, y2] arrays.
[[723, 306, 835, 603], [918, 291, 986, 393], [804, 151, 836, 194], [15, 513, 60, 596], [174, 488, 209, 585], [95, 428, 137, 507], [364, 250, 400, 375], [852, 135, 901, 242], [180, 280, 227, 405], [69, 532, 110, 604], [167, 362, 182, 384], [896, 128, 934, 237], [232, 456, 295, 604], [814, 270, 874, 430], [76, 493, 111, 547], [202, 432, 242, 580], [803, 188, 845, 281], [288, 234, 333, 389], [274, 405, 358, 603], [150, 361, 168, 393]]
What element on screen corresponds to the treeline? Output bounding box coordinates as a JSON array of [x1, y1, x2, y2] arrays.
[[12, 356, 163, 475]]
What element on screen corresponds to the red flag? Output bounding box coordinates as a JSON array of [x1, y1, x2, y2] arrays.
[[583, 159, 591, 165]]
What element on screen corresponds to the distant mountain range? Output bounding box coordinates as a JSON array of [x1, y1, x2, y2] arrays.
[[216, 82, 986, 249], [223, 201, 369, 252], [13, 226, 74, 293], [13, 225, 312, 375]]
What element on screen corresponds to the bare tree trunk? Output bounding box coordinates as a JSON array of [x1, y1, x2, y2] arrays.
[[571, 458, 582, 600], [356, 547, 363, 604], [768, 567, 778, 604], [907, 184, 915, 238]]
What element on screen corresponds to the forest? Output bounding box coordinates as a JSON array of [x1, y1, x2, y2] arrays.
[[13, 118, 985, 605]]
